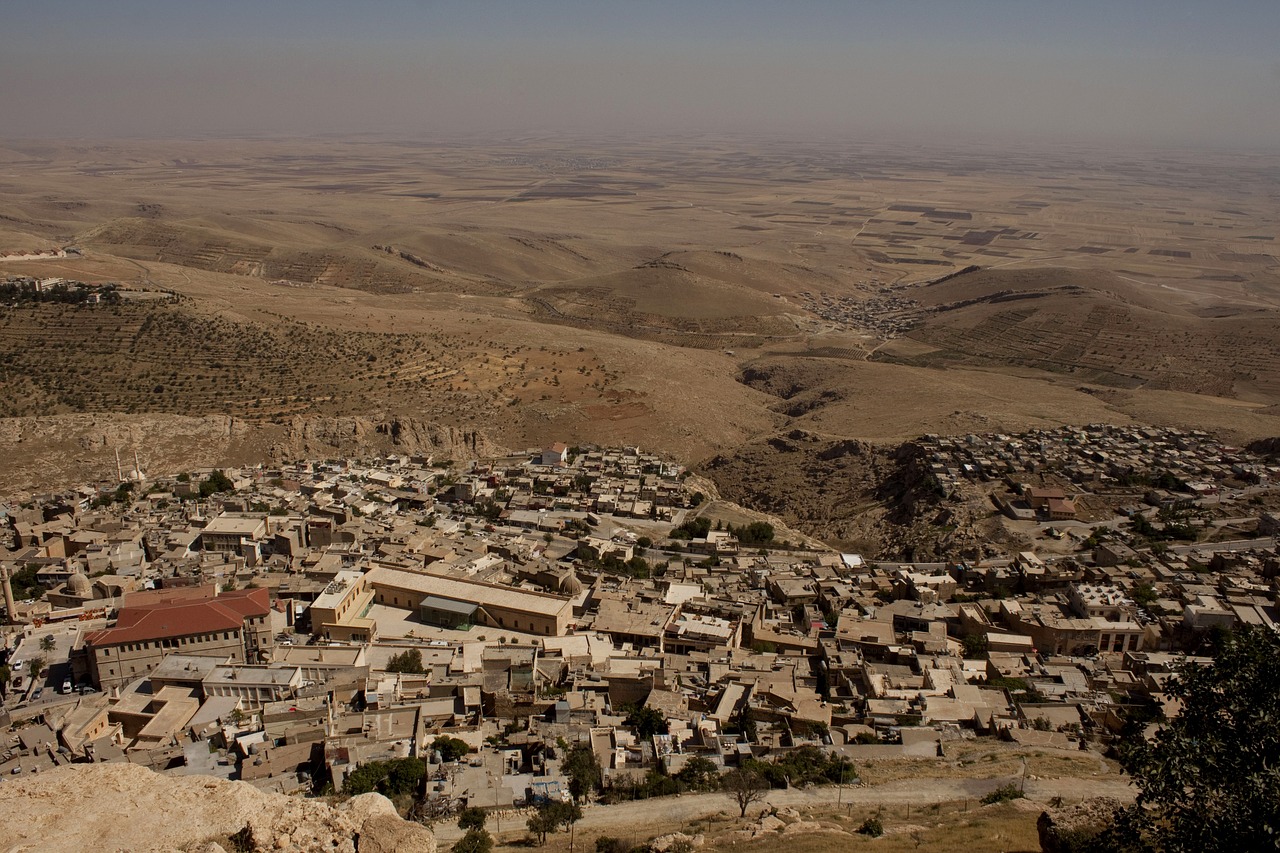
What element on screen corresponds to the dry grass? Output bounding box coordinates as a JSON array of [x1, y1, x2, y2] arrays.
[[854, 746, 1104, 788], [710, 801, 1044, 853]]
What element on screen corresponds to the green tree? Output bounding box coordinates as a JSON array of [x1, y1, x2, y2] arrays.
[[386, 649, 426, 674], [452, 829, 493, 853], [1130, 583, 1158, 607], [432, 736, 472, 762], [341, 756, 425, 797], [39, 635, 55, 653], [961, 633, 989, 659], [457, 807, 487, 832], [384, 756, 426, 796], [562, 742, 602, 803], [675, 756, 720, 791], [526, 801, 581, 845], [734, 522, 774, 545], [526, 810, 555, 846], [1101, 626, 1280, 852], [27, 656, 45, 681], [622, 703, 669, 740], [343, 761, 389, 795], [199, 469, 235, 497]]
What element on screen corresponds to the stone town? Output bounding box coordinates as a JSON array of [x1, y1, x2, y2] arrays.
[[0, 434, 1276, 815]]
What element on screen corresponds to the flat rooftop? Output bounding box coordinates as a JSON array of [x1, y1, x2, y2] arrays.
[[366, 565, 572, 618]]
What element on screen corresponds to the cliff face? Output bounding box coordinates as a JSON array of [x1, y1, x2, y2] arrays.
[[0, 762, 436, 853], [269, 416, 501, 461], [0, 413, 503, 497]]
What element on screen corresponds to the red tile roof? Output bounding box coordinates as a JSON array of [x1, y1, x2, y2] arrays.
[[85, 587, 270, 647], [122, 584, 217, 608]]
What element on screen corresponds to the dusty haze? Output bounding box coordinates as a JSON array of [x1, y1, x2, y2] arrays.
[[3, 1, 1279, 147]]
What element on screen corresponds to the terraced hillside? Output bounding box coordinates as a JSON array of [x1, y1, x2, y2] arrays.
[[0, 301, 464, 419]]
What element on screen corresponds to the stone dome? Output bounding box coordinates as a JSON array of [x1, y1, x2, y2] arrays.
[[67, 572, 92, 597], [558, 571, 583, 596]]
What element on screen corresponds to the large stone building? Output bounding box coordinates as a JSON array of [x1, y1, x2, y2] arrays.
[[83, 586, 273, 691], [365, 564, 575, 636], [309, 570, 377, 643]]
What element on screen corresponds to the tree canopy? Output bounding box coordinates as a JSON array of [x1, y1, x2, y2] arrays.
[[621, 703, 669, 740], [561, 742, 602, 803], [526, 800, 581, 845], [385, 648, 426, 674], [432, 735, 471, 762], [341, 756, 425, 797], [199, 469, 235, 498], [1103, 625, 1280, 852]]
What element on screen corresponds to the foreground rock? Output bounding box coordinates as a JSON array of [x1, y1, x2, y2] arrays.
[[1037, 797, 1123, 853], [0, 762, 436, 853]]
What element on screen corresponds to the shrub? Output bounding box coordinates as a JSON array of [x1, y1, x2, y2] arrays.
[[981, 783, 1025, 805], [857, 817, 884, 837], [452, 828, 493, 853]]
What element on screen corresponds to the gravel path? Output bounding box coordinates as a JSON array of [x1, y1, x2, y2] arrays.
[[432, 771, 1136, 844]]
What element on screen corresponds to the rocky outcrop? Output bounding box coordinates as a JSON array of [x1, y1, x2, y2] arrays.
[[0, 413, 502, 497], [1247, 436, 1280, 459], [1037, 797, 1123, 853], [269, 416, 501, 461], [0, 758, 435, 853]]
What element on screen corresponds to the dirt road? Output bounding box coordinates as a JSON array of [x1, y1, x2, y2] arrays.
[[432, 772, 1135, 844]]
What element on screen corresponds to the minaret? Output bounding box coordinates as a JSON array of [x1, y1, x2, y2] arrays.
[[133, 449, 144, 482], [115, 448, 124, 482], [1, 563, 17, 624]]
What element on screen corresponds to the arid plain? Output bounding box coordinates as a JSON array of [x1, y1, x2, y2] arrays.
[[2, 136, 1278, 508]]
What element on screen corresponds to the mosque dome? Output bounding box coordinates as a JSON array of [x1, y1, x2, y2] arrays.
[[558, 571, 584, 596], [68, 572, 92, 597]]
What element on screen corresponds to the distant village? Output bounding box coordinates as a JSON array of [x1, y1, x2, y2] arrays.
[[1, 430, 1277, 817]]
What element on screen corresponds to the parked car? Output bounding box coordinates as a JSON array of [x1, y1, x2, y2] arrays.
[[60, 678, 73, 694], [30, 688, 43, 701]]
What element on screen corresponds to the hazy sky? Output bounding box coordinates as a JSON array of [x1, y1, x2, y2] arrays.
[[3, 1, 1278, 148]]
